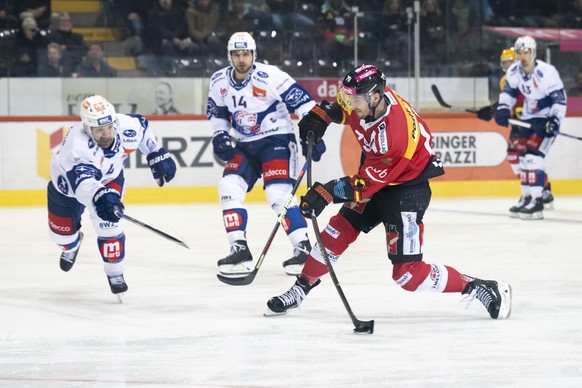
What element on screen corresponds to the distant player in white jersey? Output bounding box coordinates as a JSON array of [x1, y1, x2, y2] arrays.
[[47, 95, 177, 297], [207, 32, 325, 276], [495, 35, 566, 220]]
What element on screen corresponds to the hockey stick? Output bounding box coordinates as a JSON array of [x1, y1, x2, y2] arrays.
[[306, 133, 374, 334], [216, 161, 308, 286], [117, 212, 190, 249], [431, 84, 478, 113], [508, 118, 582, 141]]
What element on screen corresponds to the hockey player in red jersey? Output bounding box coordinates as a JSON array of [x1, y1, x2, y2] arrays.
[[266, 64, 512, 320]]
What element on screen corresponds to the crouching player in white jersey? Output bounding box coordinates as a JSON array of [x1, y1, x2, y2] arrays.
[[266, 64, 512, 320], [494, 35, 566, 220], [47, 95, 177, 296], [207, 32, 325, 276]]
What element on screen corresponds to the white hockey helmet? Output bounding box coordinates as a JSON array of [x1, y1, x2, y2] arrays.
[[79, 95, 118, 138], [515, 35, 536, 58], [227, 32, 256, 66]]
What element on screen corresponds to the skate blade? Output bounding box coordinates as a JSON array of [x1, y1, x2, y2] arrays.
[[520, 212, 544, 220], [115, 292, 126, 303], [497, 284, 512, 319], [218, 263, 253, 276], [263, 309, 287, 317], [543, 202, 554, 210], [508, 211, 521, 219], [283, 264, 304, 276]]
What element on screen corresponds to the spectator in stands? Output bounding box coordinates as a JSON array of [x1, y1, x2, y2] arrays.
[[37, 42, 72, 77], [14, 0, 50, 29], [420, 0, 445, 64], [245, 0, 274, 30], [221, 0, 259, 38], [49, 12, 87, 69], [147, 0, 200, 74], [186, 0, 223, 57], [112, 0, 154, 56], [0, 0, 18, 29], [267, 0, 315, 34], [317, 0, 355, 61], [74, 42, 118, 77], [379, 0, 410, 68], [569, 70, 582, 97], [13, 16, 49, 77], [560, 0, 582, 28], [152, 81, 180, 114]]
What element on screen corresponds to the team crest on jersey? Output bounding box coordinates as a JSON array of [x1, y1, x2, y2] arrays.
[[57, 175, 68, 194], [233, 111, 260, 134], [146, 138, 156, 152], [284, 87, 308, 107]]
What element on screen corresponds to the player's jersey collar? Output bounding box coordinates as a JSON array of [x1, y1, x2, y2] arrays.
[[228, 64, 257, 90]]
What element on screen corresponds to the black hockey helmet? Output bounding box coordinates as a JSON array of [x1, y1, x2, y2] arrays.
[[341, 64, 386, 99]]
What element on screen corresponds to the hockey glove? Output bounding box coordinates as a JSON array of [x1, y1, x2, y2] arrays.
[[494, 106, 510, 127], [298, 101, 334, 142], [300, 182, 333, 218], [300, 138, 327, 162], [476, 104, 495, 121], [147, 147, 176, 187], [546, 116, 560, 137], [93, 187, 124, 223], [212, 130, 235, 162]]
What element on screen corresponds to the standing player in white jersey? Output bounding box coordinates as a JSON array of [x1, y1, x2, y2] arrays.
[[47, 95, 177, 296], [494, 35, 567, 220], [207, 32, 325, 276]]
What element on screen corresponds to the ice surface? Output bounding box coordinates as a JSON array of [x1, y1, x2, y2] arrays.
[[1, 197, 582, 387]]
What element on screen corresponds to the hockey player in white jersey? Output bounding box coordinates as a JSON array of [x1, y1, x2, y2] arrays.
[[207, 32, 325, 276], [47, 95, 177, 296], [494, 35, 566, 220]]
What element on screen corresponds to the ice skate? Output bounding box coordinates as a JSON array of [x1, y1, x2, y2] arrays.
[[462, 278, 512, 319], [107, 274, 128, 302], [217, 240, 253, 275], [59, 232, 84, 272], [509, 195, 530, 218], [542, 185, 554, 210], [282, 240, 311, 276], [265, 277, 320, 316], [519, 197, 544, 220]]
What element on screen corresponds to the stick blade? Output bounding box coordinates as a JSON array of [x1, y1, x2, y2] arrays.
[[353, 319, 374, 334], [216, 270, 257, 286]]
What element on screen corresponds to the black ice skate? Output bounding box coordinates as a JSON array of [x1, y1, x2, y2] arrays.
[[542, 184, 554, 210], [59, 232, 84, 272], [519, 197, 544, 220], [217, 240, 253, 275], [462, 278, 512, 319], [509, 195, 530, 218], [265, 276, 321, 316], [107, 274, 128, 294], [282, 240, 311, 276]]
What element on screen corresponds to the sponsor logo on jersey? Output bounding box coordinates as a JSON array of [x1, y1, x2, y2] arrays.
[[211, 71, 223, 81], [429, 264, 441, 290], [146, 139, 156, 152], [377, 122, 388, 153], [263, 169, 287, 179], [98, 221, 116, 229], [220, 87, 227, 97], [57, 175, 69, 194], [225, 154, 243, 171], [252, 85, 266, 97], [263, 159, 288, 181], [88, 139, 96, 148], [388, 224, 399, 255], [123, 129, 136, 137], [256, 71, 268, 78], [48, 212, 74, 235], [223, 211, 243, 230]]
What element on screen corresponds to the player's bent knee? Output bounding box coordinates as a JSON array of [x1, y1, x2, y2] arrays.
[[392, 261, 431, 292], [218, 175, 248, 205]]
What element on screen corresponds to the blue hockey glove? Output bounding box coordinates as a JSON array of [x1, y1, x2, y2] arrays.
[[546, 116, 560, 137], [300, 182, 333, 218], [147, 147, 176, 187], [300, 139, 327, 162], [494, 106, 510, 127], [93, 187, 124, 223], [212, 130, 235, 162]]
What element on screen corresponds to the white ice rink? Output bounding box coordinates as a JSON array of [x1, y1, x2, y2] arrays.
[[1, 197, 582, 387]]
